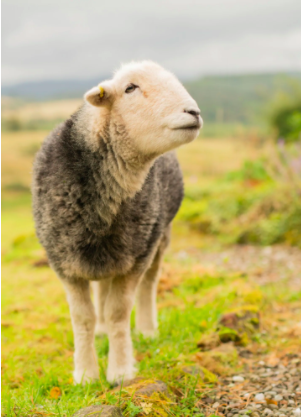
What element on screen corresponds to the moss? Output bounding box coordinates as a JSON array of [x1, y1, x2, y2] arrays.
[[218, 326, 240, 343], [199, 366, 218, 383]]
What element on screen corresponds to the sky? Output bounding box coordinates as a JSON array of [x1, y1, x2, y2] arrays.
[[2, 0, 301, 85]]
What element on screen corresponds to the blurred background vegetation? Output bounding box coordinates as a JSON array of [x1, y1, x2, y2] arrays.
[[2, 71, 301, 249]]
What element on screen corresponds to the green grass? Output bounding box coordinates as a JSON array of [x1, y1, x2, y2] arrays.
[[2, 192, 299, 417], [2, 130, 300, 416]]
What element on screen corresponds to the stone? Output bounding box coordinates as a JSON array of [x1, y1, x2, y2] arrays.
[[197, 333, 220, 351], [275, 395, 283, 401], [73, 405, 124, 417], [135, 380, 169, 397], [232, 375, 244, 382], [255, 393, 265, 401]]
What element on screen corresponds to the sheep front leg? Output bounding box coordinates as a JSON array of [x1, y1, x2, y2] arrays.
[[105, 275, 139, 384], [91, 280, 110, 336], [63, 279, 99, 384], [135, 250, 161, 337], [136, 227, 170, 337]]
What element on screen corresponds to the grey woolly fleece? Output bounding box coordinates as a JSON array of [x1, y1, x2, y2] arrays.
[[32, 106, 184, 282]]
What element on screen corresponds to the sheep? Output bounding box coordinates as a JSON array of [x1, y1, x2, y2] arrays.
[[32, 61, 202, 385]]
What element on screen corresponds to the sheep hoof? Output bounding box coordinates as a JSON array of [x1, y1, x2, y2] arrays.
[[106, 365, 137, 385], [95, 322, 108, 336], [73, 369, 99, 385]]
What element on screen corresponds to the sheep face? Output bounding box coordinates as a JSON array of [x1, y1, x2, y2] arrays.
[[85, 61, 202, 157]]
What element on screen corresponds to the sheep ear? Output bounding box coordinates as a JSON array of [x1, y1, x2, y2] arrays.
[[84, 85, 109, 107]]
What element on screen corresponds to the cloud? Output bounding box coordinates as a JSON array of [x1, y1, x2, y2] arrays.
[[2, 0, 301, 84]]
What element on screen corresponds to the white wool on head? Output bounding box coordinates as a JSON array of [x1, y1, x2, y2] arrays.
[[84, 60, 202, 157]]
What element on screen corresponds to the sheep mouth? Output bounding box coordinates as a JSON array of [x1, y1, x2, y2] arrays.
[[174, 123, 200, 130]]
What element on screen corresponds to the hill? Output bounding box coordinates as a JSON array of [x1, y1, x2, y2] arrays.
[[185, 72, 301, 124], [1, 78, 107, 101]]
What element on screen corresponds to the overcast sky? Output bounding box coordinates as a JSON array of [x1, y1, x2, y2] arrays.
[[2, 0, 301, 85]]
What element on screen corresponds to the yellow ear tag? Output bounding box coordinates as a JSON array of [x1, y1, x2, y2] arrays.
[[98, 85, 104, 98]]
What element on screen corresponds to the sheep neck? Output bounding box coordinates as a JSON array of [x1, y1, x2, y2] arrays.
[[95, 135, 154, 227], [76, 106, 155, 226]]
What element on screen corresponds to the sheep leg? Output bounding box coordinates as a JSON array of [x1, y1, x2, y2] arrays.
[[135, 226, 170, 337], [105, 275, 139, 384], [135, 249, 162, 337], [91, 280, 110, 336], [63, 279, 99, 384]]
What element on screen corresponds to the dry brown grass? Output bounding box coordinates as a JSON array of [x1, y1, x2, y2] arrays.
[[2, 98, 82, 121], [176, 135, 266, 181], [2, 131, 47, 189]]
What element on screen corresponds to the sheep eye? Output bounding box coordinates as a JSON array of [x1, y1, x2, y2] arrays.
[[125, 84, 137, 94]]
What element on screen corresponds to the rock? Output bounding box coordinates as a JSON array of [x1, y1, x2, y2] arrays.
[[73, 405, 123, 417], [218, 307, 260, 345], [275, 394, 283, 401], [293, 408, 301, 417], [135, 380, 169, 397], [218, 326, 242, 343], [255, 393, 265, 401], [197, 333, 220, 351], [263, 408, 273, 415], [232, 375, 244, 382]]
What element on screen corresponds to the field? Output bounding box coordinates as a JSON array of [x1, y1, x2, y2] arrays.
[[2, 124, 301, 416]]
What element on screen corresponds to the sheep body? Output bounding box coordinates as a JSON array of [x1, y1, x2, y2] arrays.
[[33, 111, 183, 281]]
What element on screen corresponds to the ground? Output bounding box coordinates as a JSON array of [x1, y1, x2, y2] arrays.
[[2, 130, 301, 417]]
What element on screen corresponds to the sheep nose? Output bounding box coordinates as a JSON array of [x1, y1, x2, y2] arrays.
[[184, 108, 201, 117]]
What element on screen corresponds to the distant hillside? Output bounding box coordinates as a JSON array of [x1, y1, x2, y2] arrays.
[[185, 72, 301, 124], [2, 72, 301, 124], [1, 77, 108, 101]]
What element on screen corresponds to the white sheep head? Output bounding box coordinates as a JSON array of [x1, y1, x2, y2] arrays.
[[84, 61, 202, 157]]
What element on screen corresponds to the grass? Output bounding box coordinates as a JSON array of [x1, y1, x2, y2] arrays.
[[2, 130, 301, 416]]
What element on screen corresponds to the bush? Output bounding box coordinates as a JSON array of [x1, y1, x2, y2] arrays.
[[177, 166, 301, 248], [268, 83, 301, 143], [225, 159, 271, 182]]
